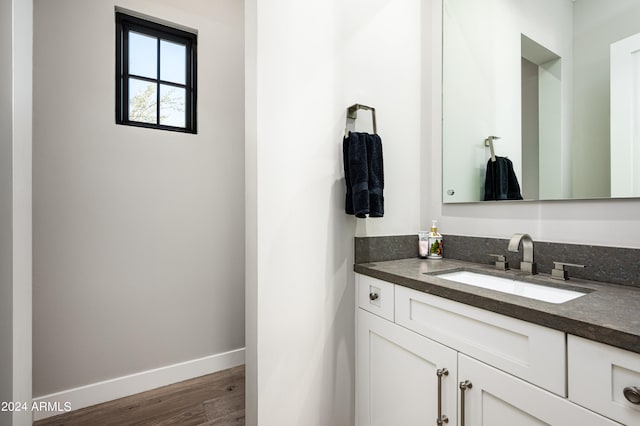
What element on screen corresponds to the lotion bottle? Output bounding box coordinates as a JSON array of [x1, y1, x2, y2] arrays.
[[427, 220, 443, 259], [418, 231, 429, 258]]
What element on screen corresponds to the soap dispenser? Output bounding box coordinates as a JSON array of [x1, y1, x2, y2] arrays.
[[427, 220, 443, 259]]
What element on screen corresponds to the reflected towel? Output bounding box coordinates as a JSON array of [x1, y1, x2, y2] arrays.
[[483, 156, 523, 201]]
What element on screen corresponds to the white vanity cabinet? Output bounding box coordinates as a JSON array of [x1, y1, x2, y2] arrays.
[[356, 273, 620, 426]]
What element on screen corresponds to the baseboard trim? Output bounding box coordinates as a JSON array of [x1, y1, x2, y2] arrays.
[[32, 347, 245, 421]]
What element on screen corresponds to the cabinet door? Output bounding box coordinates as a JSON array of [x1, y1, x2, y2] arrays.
[[357, 309, 457, 426], [458, 354, 620, 426]]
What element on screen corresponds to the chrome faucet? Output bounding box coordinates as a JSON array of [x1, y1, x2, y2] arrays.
[[507, 233, 538, 274]]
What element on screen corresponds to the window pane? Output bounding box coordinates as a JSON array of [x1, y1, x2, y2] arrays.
[[160, 40, 186, 84], [129, 31, 157, 78], [160, 85, 186, 127], [129, 78, 157, 124]]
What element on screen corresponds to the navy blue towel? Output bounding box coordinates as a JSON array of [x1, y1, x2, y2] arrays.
[[366, 134, 384, 217], [343, 132, 384, 217], [483, 156, 523, 201]]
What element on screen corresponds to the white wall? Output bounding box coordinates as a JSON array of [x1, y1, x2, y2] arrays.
[[348, 1, 423, 238], [0, 0, 33, 425], [0, 1, 14, 422], [245, 0, 422, 424], [33, 0, 245, 399], [426, 0, 640, 249], [244, 0, 257, 422]]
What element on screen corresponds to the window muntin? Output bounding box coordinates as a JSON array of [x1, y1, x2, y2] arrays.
[[116, 12, 197, 133]]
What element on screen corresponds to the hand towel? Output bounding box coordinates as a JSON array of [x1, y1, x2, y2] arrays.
[[343, 132, 384, 217], [483, 156, 523, 201]]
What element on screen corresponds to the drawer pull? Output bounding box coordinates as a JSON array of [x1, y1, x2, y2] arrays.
[[436, 368, 449, 425], [623, 386, 640, 404], [459, 380, 473, 426], [369, 293, 379, 301]]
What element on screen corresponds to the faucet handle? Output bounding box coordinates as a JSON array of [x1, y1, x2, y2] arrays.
[[552, 261, 586, 280], [488, 254, 509, 271]]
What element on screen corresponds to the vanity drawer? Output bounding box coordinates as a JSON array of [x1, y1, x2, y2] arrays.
[[395, 285, 566, 396], [568, 335, 640, 425], [357, 274, 394, 321]]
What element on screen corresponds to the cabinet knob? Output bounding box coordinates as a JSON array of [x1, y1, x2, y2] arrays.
[[369, 292, 379, 301], [624, 386, 640, 404]]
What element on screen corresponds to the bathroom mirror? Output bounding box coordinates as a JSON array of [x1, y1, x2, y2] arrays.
[[442, 0, 640, 203]]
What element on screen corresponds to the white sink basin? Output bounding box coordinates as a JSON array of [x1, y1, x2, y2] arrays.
[[435, 270, 586, 304]]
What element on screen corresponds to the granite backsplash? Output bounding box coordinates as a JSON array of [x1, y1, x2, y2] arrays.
[[355, 234, 640, 288]]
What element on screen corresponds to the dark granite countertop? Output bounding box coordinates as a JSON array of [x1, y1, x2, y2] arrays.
[[355, 258, 640, 354]]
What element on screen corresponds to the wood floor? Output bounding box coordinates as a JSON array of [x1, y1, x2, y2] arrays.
[[33, 365, 245, 426]]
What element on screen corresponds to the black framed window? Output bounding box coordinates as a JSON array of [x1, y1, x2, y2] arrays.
[[116, 12, 197, 133]]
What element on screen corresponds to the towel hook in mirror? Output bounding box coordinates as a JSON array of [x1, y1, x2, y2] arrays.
[[485, 136, 500, 162]]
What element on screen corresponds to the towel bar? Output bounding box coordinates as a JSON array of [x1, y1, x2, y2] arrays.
[[347, 104, 377, 135]]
